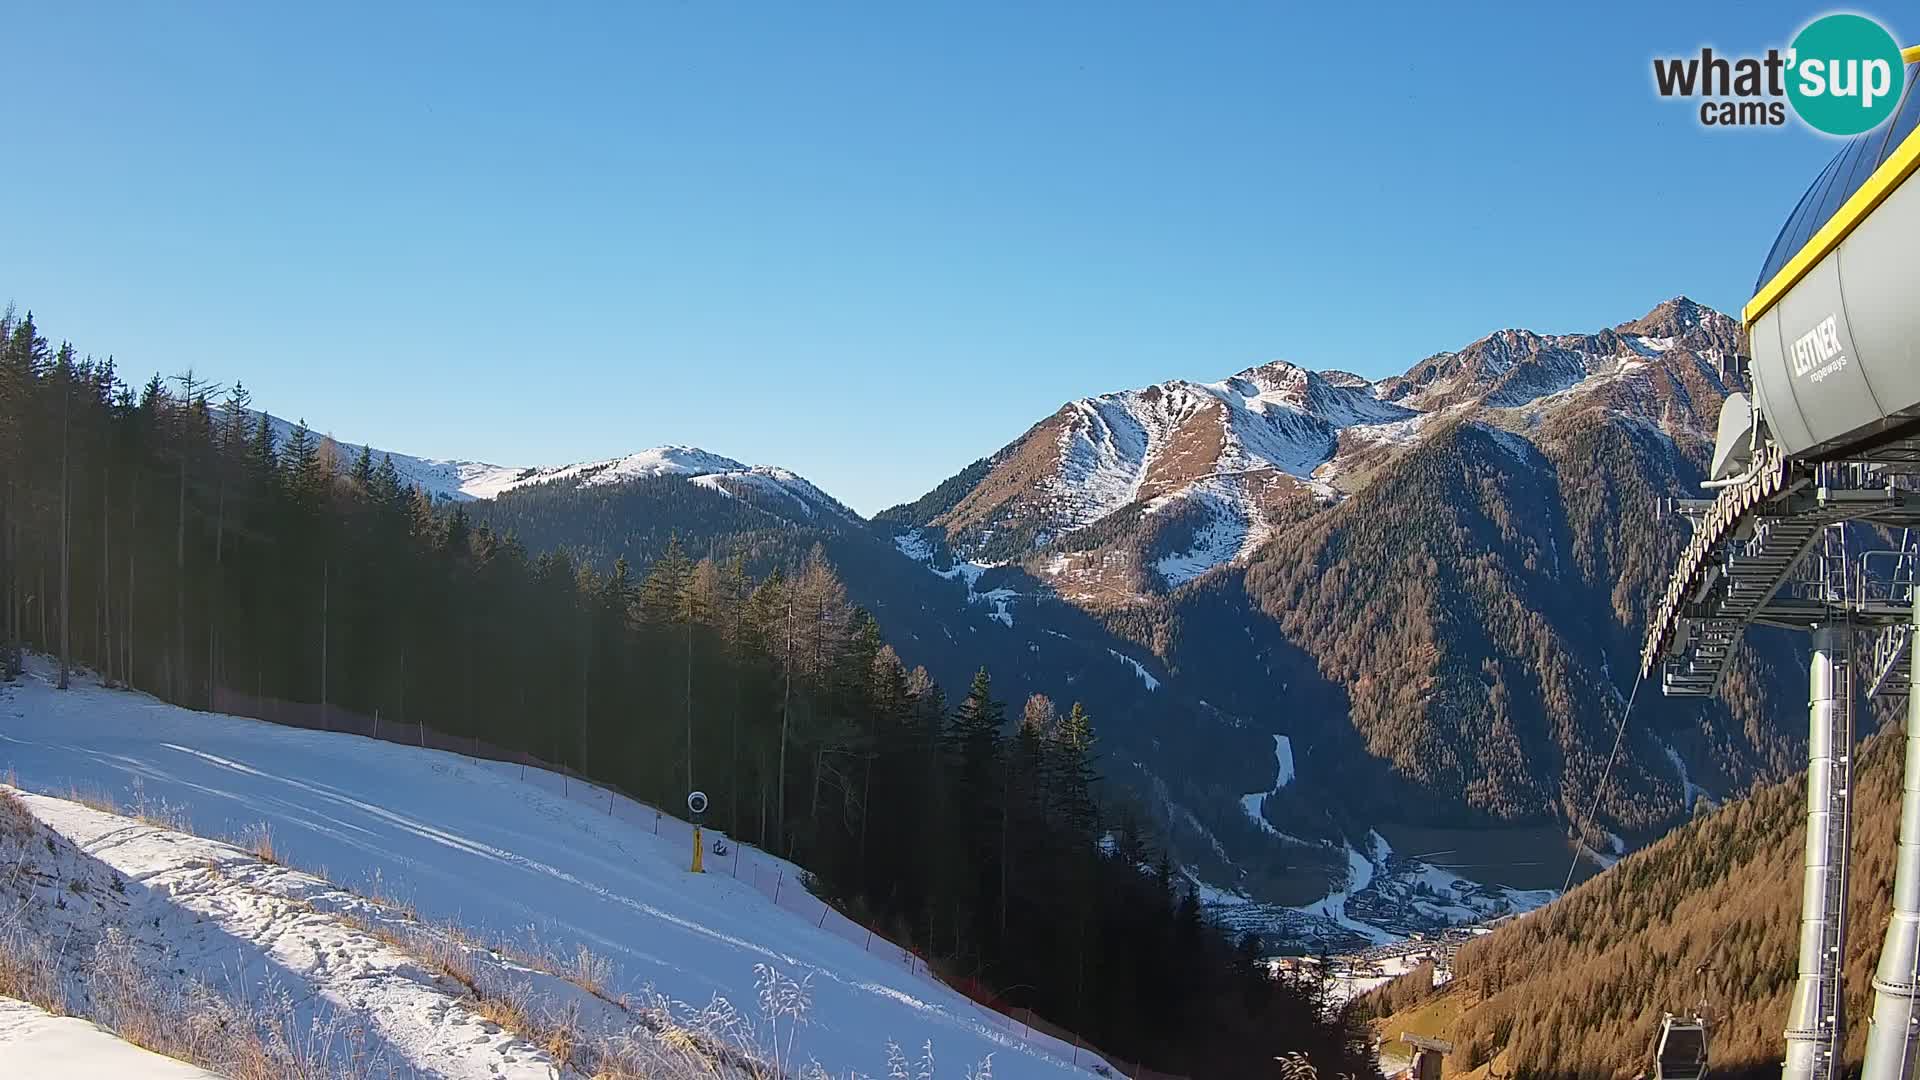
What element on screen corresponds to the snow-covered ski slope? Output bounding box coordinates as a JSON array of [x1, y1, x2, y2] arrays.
[[1, 788, 570, 1078], [0, 998, 221, 1078], [0, 660, 1113, 1079]]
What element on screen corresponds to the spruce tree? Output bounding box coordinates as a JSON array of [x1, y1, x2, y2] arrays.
[[639, 534, 692, 628], [351, 444, 375, 491]]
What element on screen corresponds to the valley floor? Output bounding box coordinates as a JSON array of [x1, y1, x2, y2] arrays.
[[0, 658, 1112, 1078]]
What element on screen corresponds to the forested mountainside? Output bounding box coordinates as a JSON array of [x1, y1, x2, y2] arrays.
[[1356, 723, 1908, 1079], [401, 299, 1812, 948], [17, 296, 1817, 956], [0, 309, 1376, 1078], [464, 454, 1338, 909], [890, 297, 1805, 846]]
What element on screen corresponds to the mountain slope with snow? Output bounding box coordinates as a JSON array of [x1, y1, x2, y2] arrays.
[[0, 660, 1112, 1079], [239, 297, 1795, 956], [866, 297, 1807, 939], [249, 412, 853, 519], [883, 296, 1741, 597]]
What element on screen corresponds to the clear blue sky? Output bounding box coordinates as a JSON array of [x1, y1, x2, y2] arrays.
[[0, 2, 1893, 514]]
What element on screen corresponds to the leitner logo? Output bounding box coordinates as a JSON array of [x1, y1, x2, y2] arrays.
[[1791, 315, 1849, 383], [1653, 13, 1906, 135]]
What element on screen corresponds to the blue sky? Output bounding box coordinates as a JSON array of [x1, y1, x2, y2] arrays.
[[0, 2, 1894, 514]]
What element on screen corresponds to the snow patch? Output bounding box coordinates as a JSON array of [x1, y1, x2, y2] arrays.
[[0, 998, 222, 1078], [473, 445, 751, 495], [1274, 736, 1298, 789], [894, 532, 1020, 628], [1107, 650, 1161, 691], [1487, 427, 1538, 466], [0, 790, 567, 1079], [1292, 842, 1394, 946], [1579, 831, 1627, 870], [1154, 515, 1248, 587], [1007, 364, 1422, 583], [977, 587, 1017, 627], [1183, 868, 1251, 907], [1664, 742, 1715, 810], [1237, 736, 1298, 840], [894, 531, 938, 562]]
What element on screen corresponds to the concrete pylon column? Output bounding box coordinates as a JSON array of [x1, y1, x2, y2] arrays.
[[1863, 597, 1920, 1080], [1785, 624, 1851, 1080]]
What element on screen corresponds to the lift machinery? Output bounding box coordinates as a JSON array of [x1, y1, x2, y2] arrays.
[[1642, 48, 1920, 1080]]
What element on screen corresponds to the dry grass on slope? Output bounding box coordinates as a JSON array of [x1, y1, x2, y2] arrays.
[[1358, 728, 1909, 1079], [0, 785, 371, 1079], [5, 781, 1000, 1080]]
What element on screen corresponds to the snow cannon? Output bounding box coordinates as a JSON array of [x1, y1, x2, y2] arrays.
[[1710, 53, 1920, 477], [687, 790, 708, 873]]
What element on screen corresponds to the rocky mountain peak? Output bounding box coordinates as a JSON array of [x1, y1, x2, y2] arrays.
[[1616, 295, 1717, 339], [1228, 359, 1315, 397], [1318, 370, 1373, 390]]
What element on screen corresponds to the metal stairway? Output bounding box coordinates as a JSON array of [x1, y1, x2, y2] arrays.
[[1865, 531, 1920, 702], [1644, 459, 1920, 696]]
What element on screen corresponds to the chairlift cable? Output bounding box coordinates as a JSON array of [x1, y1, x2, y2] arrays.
[[1561, 670, 1648, 895]]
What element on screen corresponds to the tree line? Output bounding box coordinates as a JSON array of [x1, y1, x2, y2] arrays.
[[0, 310, 1376, 1078]]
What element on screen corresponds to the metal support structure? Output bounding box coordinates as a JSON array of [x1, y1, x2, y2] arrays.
[[1865, 530, 1919, 702], [1642, 110, 1920, 1078], [1646, 474, 1920, 1074], [1863, 591, 1920, 1080], [1785, 624, 1854, 1080]]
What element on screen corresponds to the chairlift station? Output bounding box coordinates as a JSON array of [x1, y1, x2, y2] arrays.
[[1639, 49, 1920, 1080]]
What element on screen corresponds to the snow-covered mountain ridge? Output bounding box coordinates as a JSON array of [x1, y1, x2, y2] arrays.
[[249, 412, 853, 519], [886, 296, 1740, 593], [258, 296, 1732, 589], [234, 297, 1759, 953]]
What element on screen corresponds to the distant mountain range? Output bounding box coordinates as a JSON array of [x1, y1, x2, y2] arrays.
[[255, 420, 853, 519], [281, 297, 1804, 950], [877, 297, 1732, 600]]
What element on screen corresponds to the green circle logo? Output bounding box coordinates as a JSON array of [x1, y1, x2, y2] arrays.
[[1787, 14, 1906, 136]]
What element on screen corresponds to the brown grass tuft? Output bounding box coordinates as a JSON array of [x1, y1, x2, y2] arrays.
[[0, 785, 35, 839], [64, 783, 122, 815], [472, 981, 533, 1035], [0, 931, 65, 1011], [240, 822, 279, 865]]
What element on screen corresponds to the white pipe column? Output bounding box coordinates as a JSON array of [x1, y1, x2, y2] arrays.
[[1786, 624, 1852, 1080], [1863, 597, 1920, 1080]]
